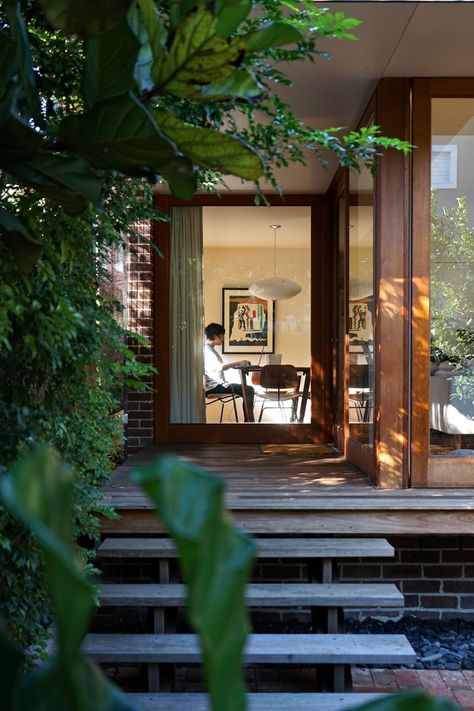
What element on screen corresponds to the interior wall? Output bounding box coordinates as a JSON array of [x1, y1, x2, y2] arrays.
[[203, 246, 311, 367]]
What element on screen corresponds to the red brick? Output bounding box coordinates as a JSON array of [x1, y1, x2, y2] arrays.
[[443, 550, 474, 563], [463, 671, 474, 690], [371, 669, 398, 690], [382, 565, 422, 578], [401, 550, 440, 563], [423, 565, 463, 578], [352, 667, 375, 689], [340, 565, 382, 579], [420, 594, 458, 609], [440, 671, 471, 690], [423, 537, 461, 549], [403, 580, 440, 593], [453, 689, 474, 710], [444, 581, 474, 593], [460, 596, 474, 608], [394, 668, 422, 689]]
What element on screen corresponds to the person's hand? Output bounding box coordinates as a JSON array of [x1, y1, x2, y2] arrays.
[[240, 360, 251, 367]]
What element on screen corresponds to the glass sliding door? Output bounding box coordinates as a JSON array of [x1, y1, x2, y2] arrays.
[[348, 165, 375, 445], [169, 205, 312, 425], [430, 99, 474, 455]]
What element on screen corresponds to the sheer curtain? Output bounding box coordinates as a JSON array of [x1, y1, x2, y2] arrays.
[[169, 206, 205, 423]]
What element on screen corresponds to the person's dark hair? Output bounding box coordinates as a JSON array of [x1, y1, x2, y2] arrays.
[[205, 322, 225, 340]]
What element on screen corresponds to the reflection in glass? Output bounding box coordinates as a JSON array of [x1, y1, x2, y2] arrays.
[[430, 99, 474, 453], [348, 165, 374, 444]]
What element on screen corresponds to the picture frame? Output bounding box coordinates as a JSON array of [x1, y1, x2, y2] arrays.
[[222, 288, 275, 354]]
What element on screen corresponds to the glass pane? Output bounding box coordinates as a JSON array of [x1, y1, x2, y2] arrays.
[[202, 206, 311, 424], [430, 99, 474, 454], [348, 166, 374, 444]]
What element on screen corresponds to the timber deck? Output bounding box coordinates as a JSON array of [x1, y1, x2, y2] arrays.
[[102, 444, 474, 535]]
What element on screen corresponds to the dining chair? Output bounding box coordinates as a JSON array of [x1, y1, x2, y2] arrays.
[[257, 364, 301, 422], [205, 391, 241, 422]]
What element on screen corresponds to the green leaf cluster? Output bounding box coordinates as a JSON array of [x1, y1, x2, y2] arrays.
[[430, 193, 474, 404], [0, 178, 157, 659]]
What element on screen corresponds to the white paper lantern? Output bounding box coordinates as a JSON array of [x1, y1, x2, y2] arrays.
[[249, 277, 302, 301], [249, 224, 302, 301]]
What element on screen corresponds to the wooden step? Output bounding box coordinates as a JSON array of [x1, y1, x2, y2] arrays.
[[99, 582, 403, 608], [127, 692, 388, 710], [98, 537, 394, 560], [84, 633, 415, 664]]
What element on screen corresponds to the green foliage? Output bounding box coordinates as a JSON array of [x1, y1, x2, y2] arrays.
[[0, 0, 413, 258], [134, 455, 256, 711], [0, 448, 139, 711], [0, 179, 157, 658]]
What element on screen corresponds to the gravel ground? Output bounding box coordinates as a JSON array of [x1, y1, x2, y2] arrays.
[[253, 615, 474, 671], [346, 616, 474, 670]]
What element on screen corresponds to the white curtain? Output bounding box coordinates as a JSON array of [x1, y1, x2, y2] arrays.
[[169, 207, 206, 423]]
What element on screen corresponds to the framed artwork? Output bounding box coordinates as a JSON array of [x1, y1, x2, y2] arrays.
[[222, 288, 275, 354], [349, 300, 373, 340]]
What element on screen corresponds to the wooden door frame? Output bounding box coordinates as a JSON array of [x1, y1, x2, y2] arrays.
[[411, 78, 474, 486], [152, 192, 333, 444]]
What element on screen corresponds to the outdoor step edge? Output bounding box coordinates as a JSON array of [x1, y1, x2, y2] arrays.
[[98, 537, 394, 558], [126, 692, 389, 711], [98, 582, 404, 607], [84, 633, 416, 664]]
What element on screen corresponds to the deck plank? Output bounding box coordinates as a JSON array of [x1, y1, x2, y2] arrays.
[[101, 444, 474, 535], [99, 582, 403, 607], [84, 633, 415, 664], [98, 537, 394, 559], [127, 692, 388, 710]]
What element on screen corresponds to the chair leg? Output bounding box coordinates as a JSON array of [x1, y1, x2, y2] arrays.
[[231, 395, 239, 422], [219, 402, 225, 423]]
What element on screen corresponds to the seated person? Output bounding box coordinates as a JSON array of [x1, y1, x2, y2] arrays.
[[204, 322, 255, 420]]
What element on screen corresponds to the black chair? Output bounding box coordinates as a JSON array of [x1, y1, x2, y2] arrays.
[[257, 364, 301, 422], [205, 390, 241, 422]]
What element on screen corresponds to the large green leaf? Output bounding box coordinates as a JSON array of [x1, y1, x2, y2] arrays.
[[59, 92, 197, 199], [18, 655, 140, 711], [37, 0, 134, 37], [355, 690, 460, 710], [0, 450, 94, 666], [83, 19, 140, 107], [2, 154, 103, 215], [0, 623, 24, 711], [0, 109, 43, 162], [133, 455, 256, 711], [154, 109, 263, 180], [200, 68, 264, 100], [0, 206, 43, 273], [128, 0, 167, 92], [3, 1, 39, 119], [152, 5, 245, 100], [0, 31, 17, 96], [246, 22, 304, 52], [215, 0, 251, 38]]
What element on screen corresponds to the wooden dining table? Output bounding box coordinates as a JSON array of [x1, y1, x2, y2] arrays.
[[235, 365, 311, 423]]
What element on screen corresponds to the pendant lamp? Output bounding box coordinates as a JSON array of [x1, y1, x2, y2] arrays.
[[249, 224, 302, 301]]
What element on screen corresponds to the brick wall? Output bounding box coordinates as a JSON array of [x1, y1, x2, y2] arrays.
[[339, 535, 474, 621], [127, 222, 154, 452]]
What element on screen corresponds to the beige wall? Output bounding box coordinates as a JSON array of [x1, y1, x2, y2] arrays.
[[204, 246, 311, 367]]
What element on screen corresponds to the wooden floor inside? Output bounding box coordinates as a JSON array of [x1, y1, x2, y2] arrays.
[[102, 444, 474, 536]]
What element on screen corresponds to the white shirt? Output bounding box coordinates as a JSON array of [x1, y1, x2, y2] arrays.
[[204, 344, 230, 391]]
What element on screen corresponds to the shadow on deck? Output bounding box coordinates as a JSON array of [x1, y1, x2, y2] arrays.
[[102, 444, 474, 536]]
